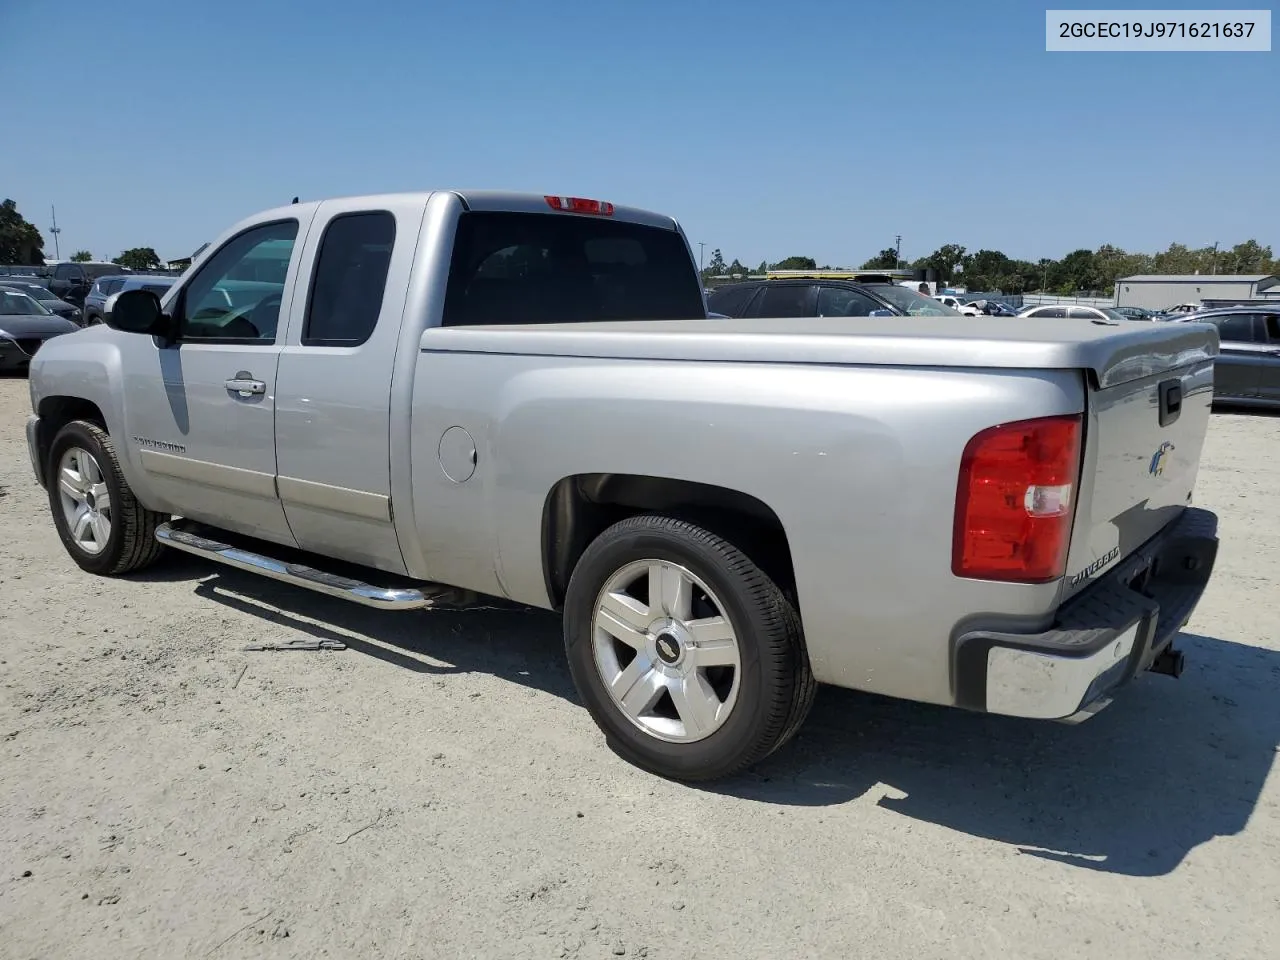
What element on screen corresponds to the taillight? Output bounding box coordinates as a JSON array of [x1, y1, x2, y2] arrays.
[[544, 195, 615, 216], [953, 414, 1083, 583]]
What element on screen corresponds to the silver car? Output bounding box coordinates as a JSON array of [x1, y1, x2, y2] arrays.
[[83, 274, 178, 325]]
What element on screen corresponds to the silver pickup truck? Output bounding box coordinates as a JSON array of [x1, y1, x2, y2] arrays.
[[24, 189, 1221, 781]]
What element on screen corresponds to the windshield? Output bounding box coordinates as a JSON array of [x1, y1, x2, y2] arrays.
[[1101, 308, 1130, 322], [871, 285, 962, 316], [0, 290, 53, 315]]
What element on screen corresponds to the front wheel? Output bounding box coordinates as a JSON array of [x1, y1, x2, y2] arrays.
[[563, 515, 816, 781], [46, 420, 168, 576]]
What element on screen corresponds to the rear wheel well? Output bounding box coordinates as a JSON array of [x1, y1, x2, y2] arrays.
[[542, 474, 797, 611], [36, 396, 108, 480]]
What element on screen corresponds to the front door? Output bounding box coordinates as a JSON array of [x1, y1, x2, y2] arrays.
[[126, 215, 313, 546], [272, 197, 424, 575]]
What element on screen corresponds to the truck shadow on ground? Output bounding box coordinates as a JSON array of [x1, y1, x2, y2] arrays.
[[149, 560, 1276, 880], [733, 630, 1279, 878]]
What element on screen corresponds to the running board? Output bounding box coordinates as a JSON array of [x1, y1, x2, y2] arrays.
[[155, 520, 459, 611]]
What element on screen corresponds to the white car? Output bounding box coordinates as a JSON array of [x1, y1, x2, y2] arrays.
[[934, 295, 979, 315], [1018, 304, 1132, 323]]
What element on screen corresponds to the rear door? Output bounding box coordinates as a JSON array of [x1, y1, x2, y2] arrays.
[[1253, 314, 1280, 404], [1204, 312, 1264, 400], [272, 197, 425, 575]]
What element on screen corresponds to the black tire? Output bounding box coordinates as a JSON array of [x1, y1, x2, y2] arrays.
[[563, 515, 816, 782], [46, 420, 168, 576]]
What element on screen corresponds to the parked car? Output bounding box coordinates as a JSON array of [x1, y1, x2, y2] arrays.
[[707, 277, 960, 318], [933, 294, 980, 315], [24, 189, 1220, 782], [0, 280, 83, 324], [47, 261, 132, 307], [1113, 306, 1156, 321], [82, 274, 178, 325], [1018, 304, 1132, 323], [965, 299, 1019, 317], [0, 289, 81, 373], [1167, 307, 1280, 407], [0, 264, 51, 278]]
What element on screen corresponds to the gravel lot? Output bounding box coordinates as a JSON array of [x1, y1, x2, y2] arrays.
[[1, 373, 1277, 960]]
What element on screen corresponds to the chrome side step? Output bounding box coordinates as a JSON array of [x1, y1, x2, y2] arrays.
[[155, 520, 457, 611]]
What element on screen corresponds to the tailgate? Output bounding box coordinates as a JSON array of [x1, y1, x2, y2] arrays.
[[1061, 353, 1215, 602]]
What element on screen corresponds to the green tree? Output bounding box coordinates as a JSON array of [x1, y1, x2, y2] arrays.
[[911, 244, 967, 284], [755, 260, 768, 275], [726, 258, 750, 277], [703, 248, 727, 279], [113, 246, 162, 271], [1052, 248, 1102, 293], [70, 250, 93, 262], [1221, 240, 1273, 274], [770, 256, 817, 271], [861, 248, 899, 270], [0, 199, 46, 264]]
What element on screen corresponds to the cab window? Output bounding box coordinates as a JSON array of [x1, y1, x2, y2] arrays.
[[302, 211, 396, 347], [175, 220, 299, 342]]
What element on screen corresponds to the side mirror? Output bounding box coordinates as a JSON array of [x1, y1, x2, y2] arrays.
[[104, 288, 169, 337]]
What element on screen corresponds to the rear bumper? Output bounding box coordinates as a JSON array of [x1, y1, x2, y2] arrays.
[[953, 506, 1219, 720]]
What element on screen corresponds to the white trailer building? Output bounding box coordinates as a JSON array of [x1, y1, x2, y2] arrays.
[[1113, 274, 1279, 311]]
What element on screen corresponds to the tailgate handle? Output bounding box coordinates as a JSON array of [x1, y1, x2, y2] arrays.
[[1158, 379, 1182, 427]]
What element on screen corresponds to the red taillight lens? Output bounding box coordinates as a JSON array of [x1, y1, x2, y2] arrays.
[[953, 414, 1083, 583], [544, 195, 615, 216]]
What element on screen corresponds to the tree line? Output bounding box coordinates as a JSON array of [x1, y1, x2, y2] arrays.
[[1, 199, 164, 271], [704, 239, 1279, 295]]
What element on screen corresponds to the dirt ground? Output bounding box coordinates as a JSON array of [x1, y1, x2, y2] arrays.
[[1, 374, 1277, 960]]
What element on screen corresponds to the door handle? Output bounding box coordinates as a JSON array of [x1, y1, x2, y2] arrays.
[[225, 374, 266, 397]]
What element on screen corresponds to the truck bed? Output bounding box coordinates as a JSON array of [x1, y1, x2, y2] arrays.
[[420, 315, 1218, 390]]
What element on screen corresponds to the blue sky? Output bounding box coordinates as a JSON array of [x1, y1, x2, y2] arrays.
[[1, 0, 1275, 267]]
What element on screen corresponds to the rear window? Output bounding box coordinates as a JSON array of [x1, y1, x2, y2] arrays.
[[441, 212, 704, 326]]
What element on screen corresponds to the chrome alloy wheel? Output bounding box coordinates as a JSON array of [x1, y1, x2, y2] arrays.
[[590, 559, 742, 743], [56, 447, 113, 555]]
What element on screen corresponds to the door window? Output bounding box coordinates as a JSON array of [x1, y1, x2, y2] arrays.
[[1068, 307, 1101, 320], [751, 283, 817, 318], [1211, 313, 1260, 343], [706, 283, 759, 317], [302, 211, 396, 347], [175, 220, 299, 342], [1028, 306, 1067, 318], [816, 285, 884, 317]]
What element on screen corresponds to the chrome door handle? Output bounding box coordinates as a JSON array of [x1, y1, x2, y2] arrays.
[[225, 375, 266, 397]]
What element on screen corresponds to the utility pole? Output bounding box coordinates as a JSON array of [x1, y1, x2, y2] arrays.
[[49, 205, 62, 259], [698, 242, 705, 274], [1210, 240, 1219, 275], [895, 235, 902, 269]]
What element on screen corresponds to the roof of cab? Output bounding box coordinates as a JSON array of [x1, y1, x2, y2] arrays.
[[247, 190, 680, 232]]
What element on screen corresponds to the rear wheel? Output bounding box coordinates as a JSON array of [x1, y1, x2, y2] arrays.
[[47, 420, 168, 575], [563, 515, 815, 781]]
